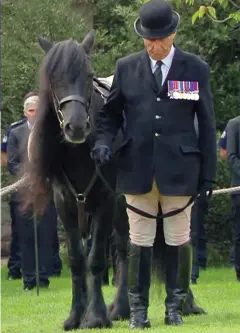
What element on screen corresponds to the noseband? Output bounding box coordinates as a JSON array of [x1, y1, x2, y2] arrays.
[[49, 83, 92, 129]]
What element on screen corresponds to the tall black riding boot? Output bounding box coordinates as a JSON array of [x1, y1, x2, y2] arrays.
[[128, 243, 152, 329], [164, 240, 192, 326]]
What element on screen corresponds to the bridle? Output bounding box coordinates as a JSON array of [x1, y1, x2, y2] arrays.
[[49, 81, 92, 129]]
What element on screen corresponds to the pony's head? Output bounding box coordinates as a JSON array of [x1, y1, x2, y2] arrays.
[[38, 31, 95, 143]]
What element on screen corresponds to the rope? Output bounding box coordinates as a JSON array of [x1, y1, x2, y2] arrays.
[[0, 175, 29, 197], [1, 175, 240, 197], [212, 186, 240, 195]]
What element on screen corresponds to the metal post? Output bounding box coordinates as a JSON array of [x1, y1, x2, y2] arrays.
[[33, 208, 40, 296]]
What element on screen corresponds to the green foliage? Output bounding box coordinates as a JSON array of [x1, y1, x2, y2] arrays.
[[172, 0, 240, 24], [2, 0, 86, 130]]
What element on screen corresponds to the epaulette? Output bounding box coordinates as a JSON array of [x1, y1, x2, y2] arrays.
[[10, 118, 26, 129]]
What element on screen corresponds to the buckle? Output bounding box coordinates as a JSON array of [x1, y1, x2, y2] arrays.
[[76, 194, 86, 203]]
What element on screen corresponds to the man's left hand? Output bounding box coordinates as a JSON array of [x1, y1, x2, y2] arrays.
[[199, 180, 214, 200]]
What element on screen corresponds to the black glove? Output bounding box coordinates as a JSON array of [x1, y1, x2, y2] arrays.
[[90, 145, 112, 165], [199, 180, 214, 201]]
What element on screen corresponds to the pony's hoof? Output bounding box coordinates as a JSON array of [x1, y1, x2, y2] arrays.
[[81, 302, 112, 329], [80, 317, 112, 329], [108, 301, 130, 321], [63, 311, 81, 331]]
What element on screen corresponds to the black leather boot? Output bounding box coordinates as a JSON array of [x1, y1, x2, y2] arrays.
[[128, 243, 152, 329], [164, 240, 192, 326], [235, 240, 240, 281]]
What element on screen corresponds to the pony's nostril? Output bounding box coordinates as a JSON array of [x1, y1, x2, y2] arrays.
[[85, 120, 91, 131], [65, 123, 74, 134]]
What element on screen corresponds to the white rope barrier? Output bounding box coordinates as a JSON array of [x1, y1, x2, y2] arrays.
[[212, 186, 240, 195], [1, 175, 240, 197], [0, 175, 29, 197]]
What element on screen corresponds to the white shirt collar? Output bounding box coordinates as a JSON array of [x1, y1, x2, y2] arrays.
[[27, 120, 33, 130], [149, 45, 175, 70]]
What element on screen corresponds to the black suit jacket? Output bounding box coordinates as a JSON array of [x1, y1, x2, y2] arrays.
[[7, 121, 30, 179], [226, 116, 240, 190], [95, 47, 217, 196]]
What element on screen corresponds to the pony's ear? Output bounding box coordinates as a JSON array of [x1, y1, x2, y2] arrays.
[[81, 30, 95, 55], [37, 36, 54, 53]]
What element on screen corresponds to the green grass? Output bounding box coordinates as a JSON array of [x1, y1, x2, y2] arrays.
[[1, 266, 240, 333]]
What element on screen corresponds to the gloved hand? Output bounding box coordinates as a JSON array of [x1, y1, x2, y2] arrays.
[[199, 180, 214, 201], [90, 145, 112, 165]]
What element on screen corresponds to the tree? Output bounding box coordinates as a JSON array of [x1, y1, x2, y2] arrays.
[[172, 0, 240, 24]]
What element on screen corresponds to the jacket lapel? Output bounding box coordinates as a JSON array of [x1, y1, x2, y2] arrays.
[[139, 49, 159, 93]]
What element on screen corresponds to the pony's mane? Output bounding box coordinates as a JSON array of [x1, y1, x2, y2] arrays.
[[20, 39, 90, 215]]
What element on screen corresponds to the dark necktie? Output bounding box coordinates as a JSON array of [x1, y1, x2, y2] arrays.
[[154, 61, 163, 91]]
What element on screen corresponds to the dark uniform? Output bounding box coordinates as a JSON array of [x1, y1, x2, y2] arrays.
[[218, 127, 236, 268], [189, 116, 208, 284], [7, 120, 62, 289], [2, 119, 27, 279], [226, 117, 240, 281]]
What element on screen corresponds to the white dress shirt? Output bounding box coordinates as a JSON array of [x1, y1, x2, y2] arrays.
[[149, 45, 175, 86], [27, 120, 33, 131]]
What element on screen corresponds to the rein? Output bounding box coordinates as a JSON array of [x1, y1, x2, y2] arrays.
[[94, 163, 197, 222]]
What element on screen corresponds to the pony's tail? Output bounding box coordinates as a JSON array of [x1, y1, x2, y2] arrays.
[[18, 159, 52, 216]]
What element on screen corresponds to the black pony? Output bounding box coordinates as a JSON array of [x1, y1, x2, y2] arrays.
[[23, 31, 130, 330]]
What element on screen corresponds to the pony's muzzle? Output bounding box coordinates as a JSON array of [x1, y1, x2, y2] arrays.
[[64, 119, 91, 143]]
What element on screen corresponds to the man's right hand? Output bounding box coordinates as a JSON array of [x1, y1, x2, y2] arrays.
[[90, 145, 112, 165]]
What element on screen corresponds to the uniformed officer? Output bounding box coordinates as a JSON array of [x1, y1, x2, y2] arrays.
[[190, 116, 208, 284], [225, 118, 240, 281], [218, 126, 237, 268], [91, 0, 216, 328], [7, 91, 62, 290], [2, 118, 27, 280]]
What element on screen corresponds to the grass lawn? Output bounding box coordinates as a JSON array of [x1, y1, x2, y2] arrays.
[[1, 265, 240, 333]]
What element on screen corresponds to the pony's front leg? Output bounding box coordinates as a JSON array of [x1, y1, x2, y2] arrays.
[[108, 196, 130, 321], [81, 211, 112, 329], [63, 225, 88, 331], [53, 187, 88, 331]]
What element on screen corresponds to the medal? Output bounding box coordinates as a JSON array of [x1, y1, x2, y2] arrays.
[[168, 80, 199, 100], [173, 91, 179, 99]]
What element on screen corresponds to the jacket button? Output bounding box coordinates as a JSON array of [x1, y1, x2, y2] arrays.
[[156, 97, 160, 101], [155, 115, 161, 119], [155, 133, 160, 137]]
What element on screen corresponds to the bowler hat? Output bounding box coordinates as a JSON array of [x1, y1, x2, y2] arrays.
[[134, 0, 180, 40]]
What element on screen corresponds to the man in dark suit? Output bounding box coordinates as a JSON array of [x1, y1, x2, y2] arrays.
[[91, 0, 216, 328], [226, 117, 240, 282], [2, 118, 27, 280], [7, 91, 61, 290]]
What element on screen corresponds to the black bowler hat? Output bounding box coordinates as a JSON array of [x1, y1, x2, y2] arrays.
[[134, 0, 180, 40]]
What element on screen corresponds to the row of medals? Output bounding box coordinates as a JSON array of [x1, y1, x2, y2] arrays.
[[168, 91, 199, 100]]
